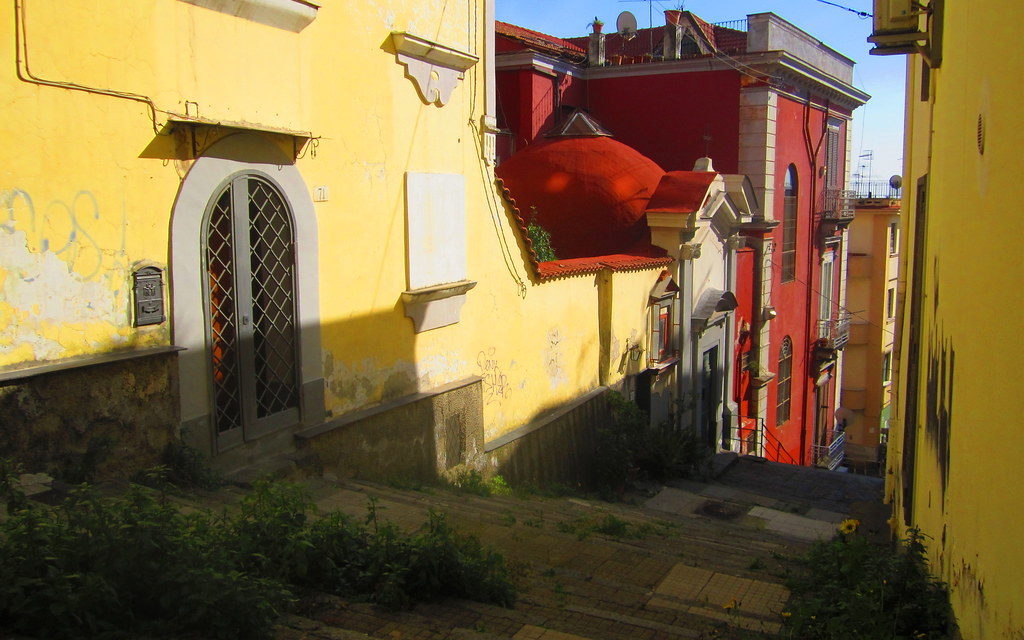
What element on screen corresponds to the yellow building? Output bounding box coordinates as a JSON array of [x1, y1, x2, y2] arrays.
[[0, 1, 760, 484], [871, 1, 1024, 637], [840, 195, 900, 472]]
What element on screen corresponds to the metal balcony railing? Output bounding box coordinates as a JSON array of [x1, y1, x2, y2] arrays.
[[812, 429, 846, 470], [820, 188, 856, 220], [851, 180, 902, 199], [730, 417, 798, 466], [817, 311, 851, 350], [712, 19, 748, 32]]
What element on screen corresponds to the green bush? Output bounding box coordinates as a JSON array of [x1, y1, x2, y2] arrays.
[[0, 467, 516, 639], [230, 482, 517, 611], [526, 206, 557, 262], [0, 484, 288, 640], [593, 392, 707, 492], [783, 525, 955, 640]]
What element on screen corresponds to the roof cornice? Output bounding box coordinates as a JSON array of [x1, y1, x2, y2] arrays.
[[764, 51, 870, 109], [496, 47, 869, 110], [495, 51, 584, 78]]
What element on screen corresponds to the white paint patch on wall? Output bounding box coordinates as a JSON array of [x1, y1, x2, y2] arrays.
[[405, 172, 467, 289], [0, 227, 124, 361]]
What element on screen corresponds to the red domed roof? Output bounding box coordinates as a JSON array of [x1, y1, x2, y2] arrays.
[[496, 136, 665, 260]]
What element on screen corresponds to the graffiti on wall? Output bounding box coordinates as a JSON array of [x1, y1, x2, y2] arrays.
[[477, 347, 512, 404], [1, 189, 125, 281], [544, 328, 568, 389]]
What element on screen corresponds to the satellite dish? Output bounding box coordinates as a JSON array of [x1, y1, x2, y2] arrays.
[[616, 11, 638, 39], [889, 175, 903, 190]]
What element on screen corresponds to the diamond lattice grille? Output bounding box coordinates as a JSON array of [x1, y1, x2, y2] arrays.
[[206, 187, 243, 434], [248, 178, 299, 418]]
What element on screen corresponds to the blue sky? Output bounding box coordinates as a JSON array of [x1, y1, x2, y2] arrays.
[[495, 0, 906, 184]]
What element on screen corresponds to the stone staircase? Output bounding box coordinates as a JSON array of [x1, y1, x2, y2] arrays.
[[237, 457, 884, 640], [11, 457, 884, 640]]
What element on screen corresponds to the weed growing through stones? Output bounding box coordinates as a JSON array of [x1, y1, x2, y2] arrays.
[[555, 513, 654, 541], [450, 469, 513, 497], [131, 439, 222, 491], [783, 524, 955, 639]]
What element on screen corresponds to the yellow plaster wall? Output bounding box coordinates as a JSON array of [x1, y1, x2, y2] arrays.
[[887, 2, 1024, 637], [1, 1, 669, 445]]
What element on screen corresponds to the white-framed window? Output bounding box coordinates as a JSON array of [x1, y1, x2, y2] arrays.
[[648, 270, 679, 366], [818, 255, 835, 338], [886, 287, 896, 320], [882, 351, 893, 385], [888, 222, 900, 255]]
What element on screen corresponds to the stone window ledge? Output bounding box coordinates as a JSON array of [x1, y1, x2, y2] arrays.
[[401, 280, 477, 332]]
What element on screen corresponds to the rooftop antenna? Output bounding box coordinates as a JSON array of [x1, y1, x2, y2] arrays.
[[858, 150, 874, 184], [619, 0, 655, 54], [616, 11, 638, 40]]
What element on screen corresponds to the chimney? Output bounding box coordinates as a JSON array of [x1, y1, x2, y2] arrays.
[[693, 157, 715, 172], [663, 10, 684, 60], [588, 18, 606, 66]]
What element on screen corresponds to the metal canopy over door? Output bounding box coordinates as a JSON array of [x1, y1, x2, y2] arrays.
[[205, 173, 301, 450]]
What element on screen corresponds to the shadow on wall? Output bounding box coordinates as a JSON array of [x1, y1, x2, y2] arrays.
[[301, 309, 613, 489], [0, 339, 181, 483]]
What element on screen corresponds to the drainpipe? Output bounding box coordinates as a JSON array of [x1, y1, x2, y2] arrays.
[[800, 94, 831, 465], [481, 0, 499, 165]]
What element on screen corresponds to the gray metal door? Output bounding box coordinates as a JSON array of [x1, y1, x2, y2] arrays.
[[701, 346, 719, 448], [205, 173, 300, 450]]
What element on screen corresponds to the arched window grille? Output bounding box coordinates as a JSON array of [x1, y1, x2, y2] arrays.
[[776, 337, 793, 424], [781, 165, 798, 282]]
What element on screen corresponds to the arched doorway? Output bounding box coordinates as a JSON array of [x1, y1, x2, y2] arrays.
[[171, 132, 324, 456], [204, 172, 300, 449]]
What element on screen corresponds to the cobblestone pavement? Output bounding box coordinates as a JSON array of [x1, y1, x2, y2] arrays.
[[260, 456, 883, 640]]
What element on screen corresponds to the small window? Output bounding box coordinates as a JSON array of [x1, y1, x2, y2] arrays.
[[888, 222, 899, 254], [776, 337, 793, 424], [882, 351, 893, 385], [886, 288, 896, 320], [649, 271, 679, 365]]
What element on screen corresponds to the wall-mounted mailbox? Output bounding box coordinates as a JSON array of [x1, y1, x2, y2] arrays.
[[133, 266, 165, 326]]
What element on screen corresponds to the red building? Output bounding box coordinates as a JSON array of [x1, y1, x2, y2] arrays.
[[495, 11, 868, 466]]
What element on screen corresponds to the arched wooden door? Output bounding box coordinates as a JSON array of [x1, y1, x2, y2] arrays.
[[204, 173, 300, 450]]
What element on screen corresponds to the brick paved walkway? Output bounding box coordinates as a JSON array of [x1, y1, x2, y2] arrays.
[[258, 456, 883, 639]]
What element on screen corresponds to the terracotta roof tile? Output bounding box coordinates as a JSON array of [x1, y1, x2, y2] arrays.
[[496, 21, 587, 61], [713, 26, 747, 53]]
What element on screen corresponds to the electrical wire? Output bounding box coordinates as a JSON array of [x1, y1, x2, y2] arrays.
[[814, 0, 872, 19], [764, 253, 897, 338], [467, 0, 528, 298]]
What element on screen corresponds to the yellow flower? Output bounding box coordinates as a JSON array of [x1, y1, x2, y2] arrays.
[[781, 611, 792, 618], [723, 598, 738, 611], [838, 519, 860, 535]]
